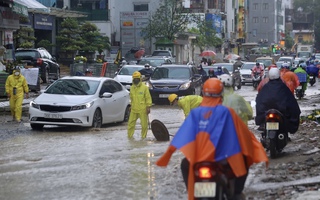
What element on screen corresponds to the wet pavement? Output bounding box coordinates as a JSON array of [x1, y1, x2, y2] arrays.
[[0, 80, 319, 199]]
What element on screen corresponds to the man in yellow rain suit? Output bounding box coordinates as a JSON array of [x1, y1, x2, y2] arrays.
[[218, 74, 253, 125], [168, 94, 203, 117], [5, 67, 29, 122], [127, 71, 152, 139]]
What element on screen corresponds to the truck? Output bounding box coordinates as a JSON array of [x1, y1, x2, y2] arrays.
[[296, 44, 313, 58]]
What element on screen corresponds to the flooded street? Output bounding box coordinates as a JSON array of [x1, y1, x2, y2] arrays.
[[0, 82, 319, 200]]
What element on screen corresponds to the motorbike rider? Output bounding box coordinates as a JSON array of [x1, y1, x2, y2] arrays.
[[219, 74, 253, 125], [257, 64, 278, 92], [251, 62, 264, 78], [197, 64, 207, 83], [306, 60, 319, 84], [256, 68, 301, 134], [294, 63, 309, 94], [208, 68, 217, 78], [85, 68, 93, 76], [157, 78, 268, 200], [139, 63, 153, 80], [215, 66, 224, 76], [233, 56, 243, 70], [280, 63, 300, 94], [168, 94, 203, 117]]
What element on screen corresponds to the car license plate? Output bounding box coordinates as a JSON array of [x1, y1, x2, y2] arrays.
[[44, 113, 63, 119], [266, 122, 279, 130], [297, 85, 302, 89], [159, 94, 170, 98], [194, 182, 216, 198]]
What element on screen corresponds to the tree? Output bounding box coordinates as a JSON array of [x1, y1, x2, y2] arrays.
[[13, 27, 36, 48], [80, 22, 110, 54], [189, 19, 222, 52], [141, 0, 193, 41], [285, 31, 294, 50], [56, 18, 84, 51]]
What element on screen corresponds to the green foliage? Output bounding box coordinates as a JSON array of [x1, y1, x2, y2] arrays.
[[188, 19, 222, 52], [57, 18, 111, 54], [36, 39, 54, 50], [285, 31, 294, 50], [141, 0, 194, 41], [56, 18, 83, 51], [13, 27, 36, 48]]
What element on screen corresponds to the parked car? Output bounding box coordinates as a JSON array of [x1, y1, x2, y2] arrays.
[[113, 64, 144, 90], [138, 57, 172, 68], [212, 63, 242, 89], [15, 47, 60, 83], [29, 76, 130, 130], [145, 64, 202, 104], [240, 62, 265, 85]]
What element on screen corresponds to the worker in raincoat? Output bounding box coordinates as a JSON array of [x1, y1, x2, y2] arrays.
[[156, 78, 268, 200], [5, 67, 29, 122], [168, 94, 202, 117], [219, 74, 253, 125], [127, 71, 152, 139]]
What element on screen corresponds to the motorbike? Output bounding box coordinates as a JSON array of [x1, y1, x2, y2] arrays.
[[309, 74, 316, 86], [252, 71, 262, 89], [193, 161, 236, 200], [295, 83, 305, 100], [295, 72, 307, 100], [260, 109, 288, 158]]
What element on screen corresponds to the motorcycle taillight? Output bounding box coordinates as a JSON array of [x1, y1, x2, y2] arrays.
[[268, 113, 274, 118], [37, 58, 43, 65], [198, 167, 212, 178]]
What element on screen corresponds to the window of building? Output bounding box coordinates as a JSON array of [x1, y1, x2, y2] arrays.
[[263, 3, 269, 10], [253, 3, 258, 10], [134, 3, 148, 11], [252, 29, 257, 37], [277, 16, 284, 25], [208, 0, 216, 9], [253, 17, 259, 23], [262, 17, 269, 23]]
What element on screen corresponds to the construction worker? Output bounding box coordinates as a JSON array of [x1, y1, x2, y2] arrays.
[[5, 67, 29, 122], [127, 71, 152, 139], [168, 94, 203, 117]]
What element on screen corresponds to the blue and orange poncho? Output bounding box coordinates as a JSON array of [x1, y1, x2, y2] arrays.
[[156, 97, 268, 200]]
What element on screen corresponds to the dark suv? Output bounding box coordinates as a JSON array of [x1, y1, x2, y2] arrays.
[[145, 64, 202, 104], [15, 48, 60, 83]]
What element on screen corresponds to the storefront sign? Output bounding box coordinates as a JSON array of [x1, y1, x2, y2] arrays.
[[34, 14, 53, 30]]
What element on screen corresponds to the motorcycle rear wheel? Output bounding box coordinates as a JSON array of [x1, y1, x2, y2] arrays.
[[269, 139, 277, 158]]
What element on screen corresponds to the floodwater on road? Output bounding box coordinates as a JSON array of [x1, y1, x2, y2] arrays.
[[0, 82, 319, 200]]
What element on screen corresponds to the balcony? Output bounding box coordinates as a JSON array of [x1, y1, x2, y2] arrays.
[[73, 8, 109, 21]]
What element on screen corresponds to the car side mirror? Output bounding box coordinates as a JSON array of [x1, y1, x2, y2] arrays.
[[101, 92, 112, 98]]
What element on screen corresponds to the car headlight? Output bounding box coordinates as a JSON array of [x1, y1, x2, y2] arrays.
[[180, 82, 191, 90], [145, 81, 153, 89], [71, 101, 94, 111], [30, 101, 40, 109]]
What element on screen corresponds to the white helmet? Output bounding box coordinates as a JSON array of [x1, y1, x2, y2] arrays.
[[218, 74, 233, 87], [268, 68, 280, 80]]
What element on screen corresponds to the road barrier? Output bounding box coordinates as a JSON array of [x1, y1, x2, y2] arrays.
[[70, 62, 118, 78]]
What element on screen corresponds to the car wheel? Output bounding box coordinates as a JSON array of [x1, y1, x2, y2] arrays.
[[92, 108, 102, 128], [42, 68, 49, 83], [123, 105, 130, 122], [31, 124, 44, 130]]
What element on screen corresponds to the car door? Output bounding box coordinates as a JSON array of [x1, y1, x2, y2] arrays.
[[109, 80, 129, 121], [98, 80, 119, 123]]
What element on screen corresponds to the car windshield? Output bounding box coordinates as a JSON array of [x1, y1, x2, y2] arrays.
[[45, 79, 100, 95], [152, 51, 171, 56], [151, 67, 190, 79], [256, 59, 272, 67], [118, 66, 144, 75], [242, 63, 256, 69], [139, 59, 166, 67], [213, 64, 233, 72], [15, 51, 39, 59], [278, 58, 292, 63]]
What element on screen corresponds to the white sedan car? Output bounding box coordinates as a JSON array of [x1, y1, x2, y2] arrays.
[[29, 76, 130, 130], [114, 65, 144, 90]]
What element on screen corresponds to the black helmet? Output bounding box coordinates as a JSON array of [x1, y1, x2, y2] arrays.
[[145, 63, 150, 68], [256, 62, 260, 66]]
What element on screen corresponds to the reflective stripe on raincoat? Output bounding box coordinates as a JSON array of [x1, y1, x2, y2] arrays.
[[177, 95, 203, 117]]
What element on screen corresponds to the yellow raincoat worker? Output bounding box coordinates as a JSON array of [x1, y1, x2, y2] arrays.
[[5, 67, 29, 122], [127, 71, 152, 139], [168, 94, 203, 117], [219, 74, 252, 125]]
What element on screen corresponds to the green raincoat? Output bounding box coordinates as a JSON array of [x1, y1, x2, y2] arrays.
[[222, 87, 253, 125]]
